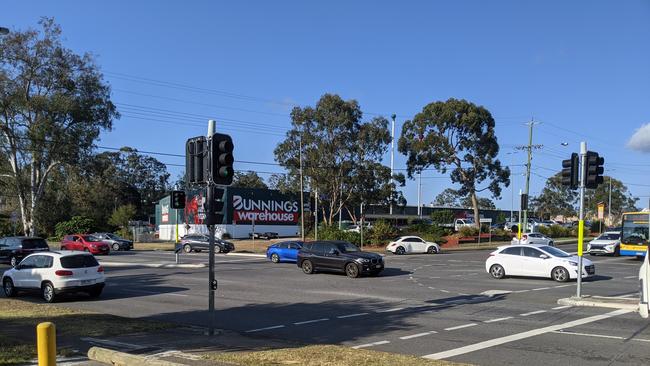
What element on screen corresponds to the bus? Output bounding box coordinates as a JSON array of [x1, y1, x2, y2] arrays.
[[620, 211, 650, 257]]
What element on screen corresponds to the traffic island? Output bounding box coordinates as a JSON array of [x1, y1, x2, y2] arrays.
[[557, 296, 639, 311]]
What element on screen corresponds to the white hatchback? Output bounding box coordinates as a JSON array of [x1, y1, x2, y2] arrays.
[[386, 236, 440, 255], [2, 251, 105, 302], [486, 244, 594, 282]]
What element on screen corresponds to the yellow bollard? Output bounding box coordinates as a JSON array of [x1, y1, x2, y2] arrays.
[[37, 322, 56, 366]]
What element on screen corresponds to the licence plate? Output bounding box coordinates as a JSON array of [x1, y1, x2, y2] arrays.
[[375, 264, 382, 269], [81, 280, 94, 285]]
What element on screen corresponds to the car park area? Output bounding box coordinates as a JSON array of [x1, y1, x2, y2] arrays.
[[2, 243, 647, 365]]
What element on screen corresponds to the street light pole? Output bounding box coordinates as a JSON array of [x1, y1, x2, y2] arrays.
[[522, 120, 535, 234], [299, 137, 305, 241], [576, 141, 587, 298], [390, 114, 396, 215], [608, 176, 612, 226]]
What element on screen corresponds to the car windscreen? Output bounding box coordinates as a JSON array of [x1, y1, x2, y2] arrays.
[[540, 246, 571, 258], [82, 235, 101, 242], [106, 234, 121, 240], [336, 242, 360, 253], [60, 255, 100, 268], [597, 233, 620, 240], [21, 238, 48, 249]]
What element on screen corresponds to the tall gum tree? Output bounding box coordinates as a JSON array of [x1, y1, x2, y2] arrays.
[[398, 98, 510, 227], [0, 19, 118, 235]]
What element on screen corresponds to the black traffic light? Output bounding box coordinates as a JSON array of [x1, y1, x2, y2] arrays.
[[204, 186, 226, 225], [561, 153, 579, 189], [585, 151, 604, 189], [170, 190, 186, 209], [521, 193, 528, 211], [208, 133, 234, 185], [186, 136, 207, 185]]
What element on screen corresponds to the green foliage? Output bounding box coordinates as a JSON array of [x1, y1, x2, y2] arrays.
[[316, 225, 364, 246], [529, 173, 577, 219], [584, 177, 638, 221], [430, 210, 455, 225], [458, 226, 480, 238], [108, 204, 137, 229], [496, 212, 508, 223], [368, 220, 398, 245], [492, 228, 511, 241], [55, 216, 95, 239], [538, 224, 576, 238], [403, 223, 449, 243], [232, 171, 268, 189]]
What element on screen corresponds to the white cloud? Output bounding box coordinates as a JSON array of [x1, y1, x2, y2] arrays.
[[627, 123, 650, 153]]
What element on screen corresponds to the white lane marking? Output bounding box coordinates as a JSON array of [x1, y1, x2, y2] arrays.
[[439, 289, 451, 293], [481, 290, 512, 297], [423, 309, 630, 360], [400, 331, 437, 340], [624, 275, 637, 279], [483, 316, 513, 323], [552, 305, 572, 310], [520, 310, 547, 316], [512, 290, 530, 293], [80, 337, 141, 350], [444, 323, 477, 331], [531, 287, 551, 291], [458, 293, 470, 296], [352, 340, 390, 349], [555, 284, 571, 288], [245, 325, 285, 333], [293, 318, 329, 325], [337, 312, 369, 319], [552, 330, 624, 340], [379, 307, 405, 313], [122, 289, 188, 297], [428, 287, 436, 290]]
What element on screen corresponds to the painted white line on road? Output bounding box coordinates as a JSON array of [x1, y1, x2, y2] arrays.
[[458, 293, 470, 296], [122, 289, 188, 297], [294, 318, 329, 325], [245, 325, 285, 333], [520, 310, 547, 316], [483, 317, 513, 323], [352, 340, 390, 349], [531, 287, 551, 291], [444, 323, 477, 331], [552, 330, 624, 340], [337, 312, 369, 319], [428, 287, 436, 290], [423, 309, 631, 360], [551, 305, 572, 310], [400, 331, 437, 340], [512, 290, 530, 293], [624, 275, 637, 279], [379, 307, 404, 313], [554, 285, 571, 288], [439, 289, 450, 293]]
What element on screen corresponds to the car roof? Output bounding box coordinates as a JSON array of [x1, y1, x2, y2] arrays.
[[399, 236, 421, 239], [602, 231, 620, 234], [25, 250, 94, 258]]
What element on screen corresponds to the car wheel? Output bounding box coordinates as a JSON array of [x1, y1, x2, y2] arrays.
[[3, 278, 17, 297], [489, 264, 505, 279], [195, 249, 202, 253], [301, 260, 314, 274], [88, 287, 103, 298], [41, 282, 56, 303], [271, 253, 280, 263], [614, 246, 620, 257], [112, 243, 120, 251], [84, 248, 90, 252], [345, 263, 360, 278], [395, 246, 406, 255], [9, 256, 18, 267], [552, 267, 570, 282], [183, 244, 192, 253], [427, 246, 438, 254]]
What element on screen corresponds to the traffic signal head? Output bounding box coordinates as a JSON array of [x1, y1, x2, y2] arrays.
[[585, 151, 604, 189], [209, 133, 234, 185], [186, 136, 207, 185], [170, 190, 186, 209], [561, 153, 579, 189], [204, 186, 226, 225]]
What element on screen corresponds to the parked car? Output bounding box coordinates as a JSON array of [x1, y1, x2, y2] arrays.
[[249, 232, 279, 240], [345, 223, 372, 233], [266, 241, 303, 263], [386, 236, 440, 255], [2, 251, 105, 302], [0, 237, 49, 267], [486, 244, 595, 282], [454, 218, 475, 232], [179, 234, 235, 253], [60, 235, 110, 255], [588, 231, 621, 256], [92, 233, 133, 251], [297, 240, 384, 278], [511, 232, 554, 246]]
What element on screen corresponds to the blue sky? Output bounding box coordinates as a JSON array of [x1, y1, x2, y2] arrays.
[[4, 1, 650, 210]]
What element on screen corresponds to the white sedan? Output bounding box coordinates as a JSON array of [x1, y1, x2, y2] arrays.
[[486, 244, 594, 282], [511, 232, 554, 246], [386, 236, 440, 255], [2, 251, 105, 303]]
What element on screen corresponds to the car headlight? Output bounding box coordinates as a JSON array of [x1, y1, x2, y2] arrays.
[[359, 258, 371, 263], [568, 261, 578, 266], [605, 245, 614, 249]]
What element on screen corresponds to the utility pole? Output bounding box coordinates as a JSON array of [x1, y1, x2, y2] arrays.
[[522, 120, 536, 234], [338, 180, 343, 229], [608, 176, 612, 226], [299, 137, 305, 241], [314, 186, 318, 241], [360, 202, 364, 250], [390, 114, 396, 215], [576, 142, 588, 297], [418, 171, 422, 218]]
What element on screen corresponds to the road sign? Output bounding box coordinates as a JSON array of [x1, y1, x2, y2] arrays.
[[597, 202, 605, 220]]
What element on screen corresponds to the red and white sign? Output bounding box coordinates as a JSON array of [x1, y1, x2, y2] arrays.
[[232, 195, 299, 224], [161, 204, 169, 223]]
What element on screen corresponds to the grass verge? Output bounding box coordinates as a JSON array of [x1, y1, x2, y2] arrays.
[[205, 345, 469, 366]]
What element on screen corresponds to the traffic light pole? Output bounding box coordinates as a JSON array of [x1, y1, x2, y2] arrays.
[[577, 141, 587, 298], [522, 121, 534, 234], [206, 120, 217, 336]]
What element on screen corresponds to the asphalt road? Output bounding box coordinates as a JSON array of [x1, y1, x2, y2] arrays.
[[2, 244, 649, 366]]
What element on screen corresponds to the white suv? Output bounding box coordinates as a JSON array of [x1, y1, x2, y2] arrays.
[[511, 232, 554, 246], [2, 251, 105, 303]]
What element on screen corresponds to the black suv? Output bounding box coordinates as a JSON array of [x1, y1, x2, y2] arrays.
[[180, 234, 235, 253], [297, 240, 384, 278], [0, 237, 50, 267]]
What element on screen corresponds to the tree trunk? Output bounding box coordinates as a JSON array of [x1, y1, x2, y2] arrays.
[[470, 191, 481, 228]]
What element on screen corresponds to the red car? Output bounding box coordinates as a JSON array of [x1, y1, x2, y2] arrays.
[[61, 234, 110, 255]]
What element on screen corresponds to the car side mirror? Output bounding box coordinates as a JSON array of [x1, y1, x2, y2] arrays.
[[539, 254, 549, 259]]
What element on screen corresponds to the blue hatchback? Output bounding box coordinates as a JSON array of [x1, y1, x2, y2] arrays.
[[266, 241, 303, 263]]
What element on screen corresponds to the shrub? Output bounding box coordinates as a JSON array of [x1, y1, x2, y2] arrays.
[[402, 223, 448, 243], [368, 220, 398, 245], [458, 226, 479, 237], [492, 228, 511, 241], [430, 210, 455, 226], [538, 224, 574, 238], [590, 220, 604, 233], [54, 216, 95, 240]]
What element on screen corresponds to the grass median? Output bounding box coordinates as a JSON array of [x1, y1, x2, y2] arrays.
[[0, 298, 172, 365], [205, 345, 469, 366]]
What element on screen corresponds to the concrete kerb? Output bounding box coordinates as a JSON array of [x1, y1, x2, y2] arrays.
[[100, 262, 206, 269], [442, 238, 582, 252], [88, 346, 187, 366], [557, 296, 640, 311]]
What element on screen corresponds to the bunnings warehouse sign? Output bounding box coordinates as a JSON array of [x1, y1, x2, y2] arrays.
[[231, 188, 300, 224]]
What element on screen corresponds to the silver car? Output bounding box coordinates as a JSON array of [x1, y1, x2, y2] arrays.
[[93, 233, 133, 251], [511, 232, 554, 246]]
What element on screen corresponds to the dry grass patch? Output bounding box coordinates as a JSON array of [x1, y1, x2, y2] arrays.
[[205, 345, 469, 366]]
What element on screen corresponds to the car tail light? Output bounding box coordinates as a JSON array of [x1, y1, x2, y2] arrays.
[[55, 270, 73, 276], [97, 266, 104, 273]]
